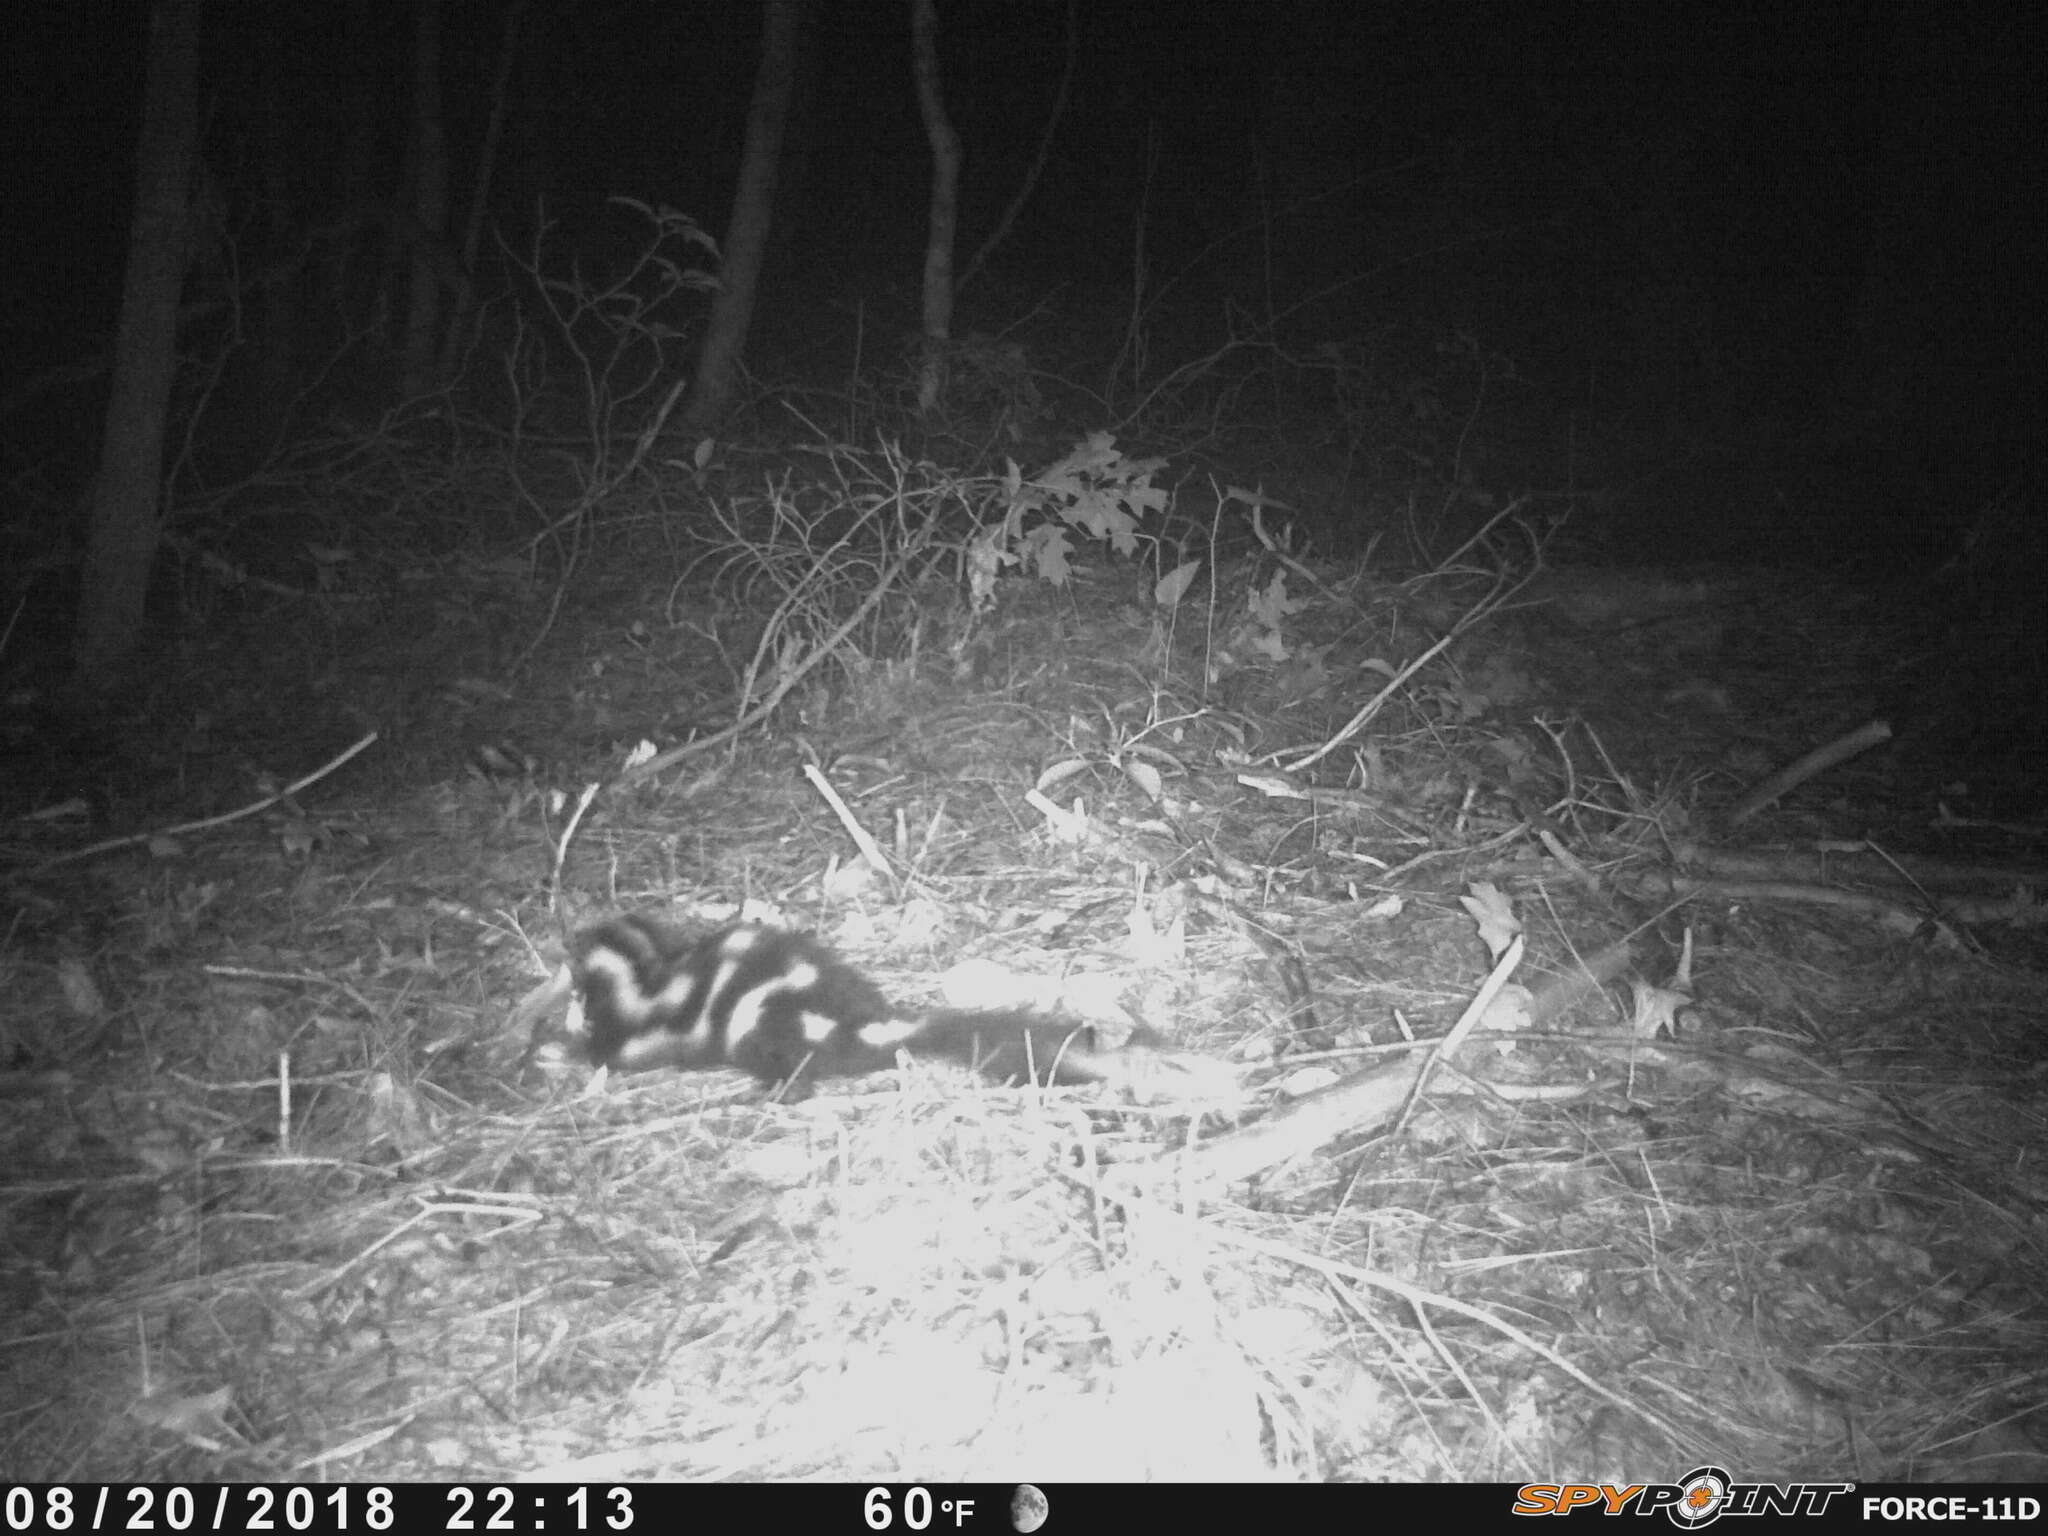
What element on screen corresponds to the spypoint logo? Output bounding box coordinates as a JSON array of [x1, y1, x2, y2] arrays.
[[1512, 1465, 1852, 1525], [1671, 1468, 1731, 1527]]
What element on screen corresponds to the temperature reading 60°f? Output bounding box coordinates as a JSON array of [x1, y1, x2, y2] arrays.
[[864, 1486, 977, 1529]]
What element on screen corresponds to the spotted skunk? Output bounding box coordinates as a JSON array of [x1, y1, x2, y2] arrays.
[[532, 914, 1180, 1094]]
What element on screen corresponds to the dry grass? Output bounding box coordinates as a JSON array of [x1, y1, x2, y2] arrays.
[[5, 444, 2044, 1485]]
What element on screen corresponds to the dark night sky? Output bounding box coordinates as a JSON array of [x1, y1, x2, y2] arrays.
[[2, 0, 2039, 564]]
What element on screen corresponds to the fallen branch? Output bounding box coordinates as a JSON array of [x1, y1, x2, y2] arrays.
[[30, 731, 379, 874], [1726, 718, 1891, 826], [1109, 937, 1527, 1192]]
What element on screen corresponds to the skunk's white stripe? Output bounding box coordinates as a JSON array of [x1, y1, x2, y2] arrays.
[[580, 943, 708, 1039], [855, 1018, 929, 1050], [560, 990, 589, 1041], [724, 954, 822, 1051], [800, 1008, 845, 1045], [612, 1026, 691, 1070], [698, 928, 759, 1028]]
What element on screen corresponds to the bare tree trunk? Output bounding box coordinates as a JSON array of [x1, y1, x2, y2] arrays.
[[678, 0, 799, 441], [908, 0, 959, 416], [765, 5, 821, 275], [439, 0, 525, 381], [401, 0, 449, 396], [326, 0, 379, 327], [73, 0, 203, 692], [254, 10, 301, 449], [956, 0, 1075, 297]]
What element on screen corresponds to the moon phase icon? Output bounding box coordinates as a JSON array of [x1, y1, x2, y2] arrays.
[[1010, 1484, 1049, 1532]]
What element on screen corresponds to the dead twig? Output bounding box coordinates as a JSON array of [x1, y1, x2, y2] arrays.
[[1726, 718, 1892, 826], [30, 731, 379, 874]]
